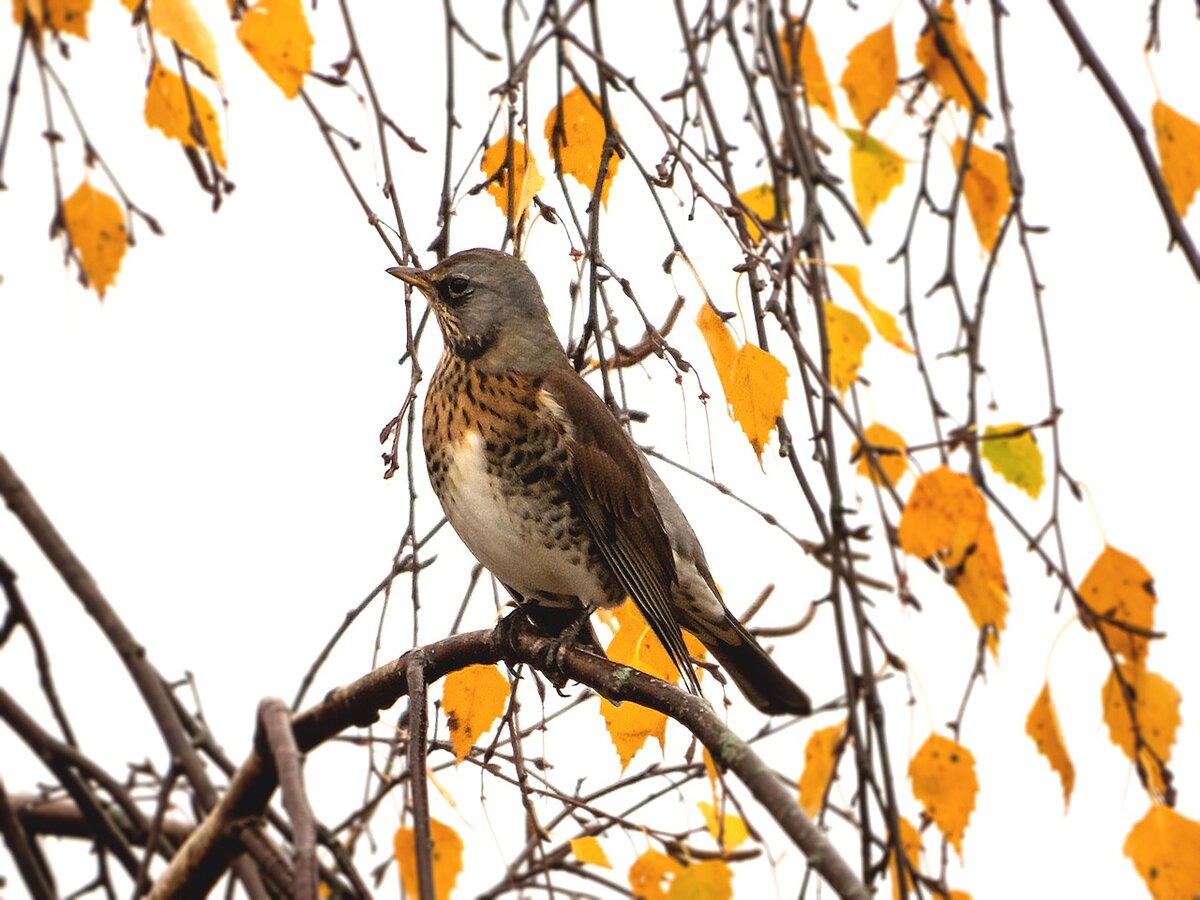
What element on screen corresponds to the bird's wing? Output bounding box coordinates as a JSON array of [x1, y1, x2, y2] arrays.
[[539, 367, 701, 696]]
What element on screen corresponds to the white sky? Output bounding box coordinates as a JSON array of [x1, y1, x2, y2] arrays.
[[1, 1, 1199, 898]]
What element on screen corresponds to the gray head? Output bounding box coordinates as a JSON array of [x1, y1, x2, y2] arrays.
[[388, 249, 564, 374]]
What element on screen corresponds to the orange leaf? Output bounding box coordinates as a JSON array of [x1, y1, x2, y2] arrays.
[[236, 0, 312, 99], [697, 802, 749, 851], [144, 62, 227, 169], [695, 303, 738, 402], [571, 836, 612, 869], [952, 521, 1008, 656], [825, 301, 870, 393], [738, 183, 777, 244], [1124, 804, 1200, 899], [853, 422, 908, 487], [702, 747, 719, 790], [393, 818, 463, 900], [915, 0, 987, 118], [149, 0, 220, 79], [798, 721, 844, 817], [544, 85, 619, 206], [442, 663, 508, 763], [62, 181, 127, 299], [1102, 663, 1180, 797], [1152, 100, 1200, 219], [1025, 682, 1075, 810], [981, 423, 1044, 499], [780, 19, 837, 122], [729, 343, 788, 462], [841, 23, 897, 130], [1080, 546, 1156, 666], [13, 0, 90, 37], [908, 733, 977, 858], [480, 135, 544, 222], [628, 848, 682, 900], [890, 816, 923, 900], [668, 859, 733, 900], [829, 263, 912, 352], [953, 138, 1010, 252], [845, 128, 905, 227]]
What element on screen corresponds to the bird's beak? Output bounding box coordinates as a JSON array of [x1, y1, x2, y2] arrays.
[[386, 266, 432, 293]]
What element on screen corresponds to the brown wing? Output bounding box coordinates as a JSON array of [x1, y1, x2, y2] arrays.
[[540, 367, 701, 696]]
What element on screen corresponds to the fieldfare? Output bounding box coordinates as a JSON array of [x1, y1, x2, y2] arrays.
[[388, 248, 811, 716]]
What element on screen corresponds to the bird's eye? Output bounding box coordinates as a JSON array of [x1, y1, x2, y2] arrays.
[[444, 274, 472, 301]]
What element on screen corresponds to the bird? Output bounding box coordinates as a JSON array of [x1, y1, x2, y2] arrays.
[[388, 248, 811, 716]]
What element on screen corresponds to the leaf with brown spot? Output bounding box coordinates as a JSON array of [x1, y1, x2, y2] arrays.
[[1152, 100, 1200, 219], [1079, 546, 1156, 665], [909, 733, 977, 858], [144, 62, 227, 169], [1124, 804, 1200, 898], [62, 181, 127, 299], [1102, 663, 1180, 798], [845, 128, 906, 227], [442, 663, 508, 763]]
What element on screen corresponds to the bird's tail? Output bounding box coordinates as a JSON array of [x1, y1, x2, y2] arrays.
[[692, 612, 812, 716]]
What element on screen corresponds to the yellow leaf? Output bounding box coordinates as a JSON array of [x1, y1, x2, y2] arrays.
[[825, 301, 870, 394], [1102, 663, 1180, 797], [890, 817, 923, 900], [571, 836, 612, 869], [953, 138, 1010, 252], [738, 183, 777, 244], [393, 818, 463, 900], [442, 663, 508, 763], [915, 0, 987, 117], [544, 85, 618, 206], [697, 802, 749, 851], [13, 0, 90, 37], [845, 128, 905, 227], [702, 747, 719, 790], [1079, 546, 1156, 666], [628, 849, 682, 900], [149, 0, 220, 80], [853, 422, 908, 487], [780, 19, 837, 122], [909, 733, 977, 858], [144, 62, 227, 169], [829, 263, 912, 352], [1124, 804, 1200, 899], [797, 721, 844, 817], [668, 860, 733, 900], [981, 423, 1044, 499], [62, 181, 126, 299], [729, 343, 789, 462], [236, 0, 312, 99], [841, 22, 897, 130], [1025, 682, 1075, 810], [480, 135, 544, 222], [601, 697, 666, 772], [952, 522, 1008, 656], [695, 303, 738, 402], [1152, 100, 1200, 219]]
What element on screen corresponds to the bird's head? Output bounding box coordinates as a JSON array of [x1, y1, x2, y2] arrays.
[[388, 249, 563, 374]]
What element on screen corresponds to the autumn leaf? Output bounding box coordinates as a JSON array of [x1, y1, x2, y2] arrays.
[[628, 848, 682, 900], [393, 818, 463, 900], [571, 836, 612, 868], [909, 733, 978, 858], [738, 183, 778, 243], [442, 663, 509, 763], [845, 128, 905, 227], [62, 181, 127, 299], [668, 859, 733, 900], [728, 343, 788, 463], [798, 721, 844, 817], [841, 23, 897, 130], [1124, 804, 1200, 899], [1079, 546, 1156, 666], [149, 0, 220, 80], [544, 85, 619, 205], [697, 802, 749, 851], [954, 138, 1010, 252], [829, 263, 912, 352], [981, 423, 1044, 499], [702, 747, 720, 790], [1152, 100, 1200, 219], [890, 817, 923, 900], [1025, 682, 1075, 810], [480, 135, 544, 222], [825, 301, 870, 393], [695, 303, 738, 401], [144, 62, 227, 169], [13, 0, 90, 37], [915, 0, 987, 117], [236, 0, 313, 99], [780, 18, 837, 122], [853, 422, 908, 487], [1102, 663, 1180, 797]]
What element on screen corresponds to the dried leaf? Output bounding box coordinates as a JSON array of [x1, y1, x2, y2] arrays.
[[798, 721, 844, 817], [544, 85, 619, 206], [954, 138, 1010, 252], [909, 733, 978, 858], [981, 424, 1044, 499], [853, 422, 908, 487], [845, 128, 905, 227], [738, 183, 777, 243], [1102, 663, 1180, 797], [393, 818, 463, 900], [628, 848, 682, 900], [571, 836, 612, 869], [890, 817, 923, 900], [780, 19, 837, 122], [1152, 100, 1200, 219], [149, 0, 220, 79], [1124, 804, 1200, 899], [841, 23, 898, 129], [1079, 547, 1156, 666], [825, 301, 870, 393], [1025, 682, 1075, 809], [697, 802, 749, 851], [728, 343, 789, 462], [236, 0, 312, 99], [915, 0, 987, 117], [442, 663, 508, 763], [62, 181, 127, 298], [144, 62, 227, 169], [668, 860, 733, 900], [480, 135, 544, 221], [829, 263, 912, 352]]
